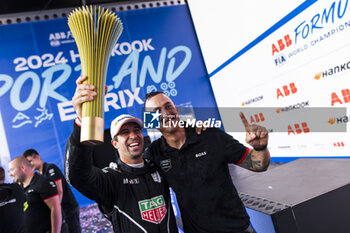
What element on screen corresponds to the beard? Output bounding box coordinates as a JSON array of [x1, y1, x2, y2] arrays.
[[13, 173, 25, 183], [130, 153, 142, 160]]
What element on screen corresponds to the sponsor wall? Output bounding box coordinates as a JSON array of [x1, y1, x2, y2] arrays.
[[188, 0, 350, 159], [0, 4, 220, 207]]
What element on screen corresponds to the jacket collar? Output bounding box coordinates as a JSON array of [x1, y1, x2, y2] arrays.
[[42, 162, 48, 174], [116, 157, 154, 175]]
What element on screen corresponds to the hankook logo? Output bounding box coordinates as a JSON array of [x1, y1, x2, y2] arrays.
[[328, 116, 350, 124], [242, 96, 263, 106], [276, 101, 309, 113]]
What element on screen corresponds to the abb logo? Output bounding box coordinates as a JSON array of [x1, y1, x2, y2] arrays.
[[334, 142, 345, 147], [272, 35, 292, 56], [250, 113, 265, 123], [49, 31, 73, 40], [331, 89, 350, 106], [277, 83, 297, 99], [288, 122, 310, 135]]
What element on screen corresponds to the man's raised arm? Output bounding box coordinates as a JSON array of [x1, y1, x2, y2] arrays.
[[238, 112, 270, 172]]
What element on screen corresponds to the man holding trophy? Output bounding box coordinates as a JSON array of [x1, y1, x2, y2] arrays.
[[65, 75, 178, 233], [65, 5, 268, 233], [65, 7, 178, 232]]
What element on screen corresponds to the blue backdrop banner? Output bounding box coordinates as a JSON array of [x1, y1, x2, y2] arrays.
[[0, 5, 220, 206]]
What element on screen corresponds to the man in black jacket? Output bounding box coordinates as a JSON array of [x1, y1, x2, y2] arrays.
[[23, 149, 81, 233], [64, 75, 178, 233], [144, 91, 271, 233], [9, 156, 62, 233], [0, 165, 26, 233]]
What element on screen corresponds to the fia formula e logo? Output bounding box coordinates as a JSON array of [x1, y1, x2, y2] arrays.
[[143, 110, 161, 129]]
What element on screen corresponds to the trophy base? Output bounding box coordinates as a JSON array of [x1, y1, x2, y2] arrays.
[[81, 116, 104, 145]]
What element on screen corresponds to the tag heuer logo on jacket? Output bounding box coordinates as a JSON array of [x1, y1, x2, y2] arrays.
[[138, 195, 167, 224]]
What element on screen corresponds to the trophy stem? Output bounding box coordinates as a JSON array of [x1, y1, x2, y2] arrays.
[[81, 116, 104, 145]]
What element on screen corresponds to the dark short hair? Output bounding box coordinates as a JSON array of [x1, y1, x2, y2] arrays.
[[0, 166, 4, 182], [22, 149, 39, 158], [144, 91, 165, 110]]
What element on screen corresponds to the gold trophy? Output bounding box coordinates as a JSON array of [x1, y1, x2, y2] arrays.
[[68, 6, 123, 145]]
